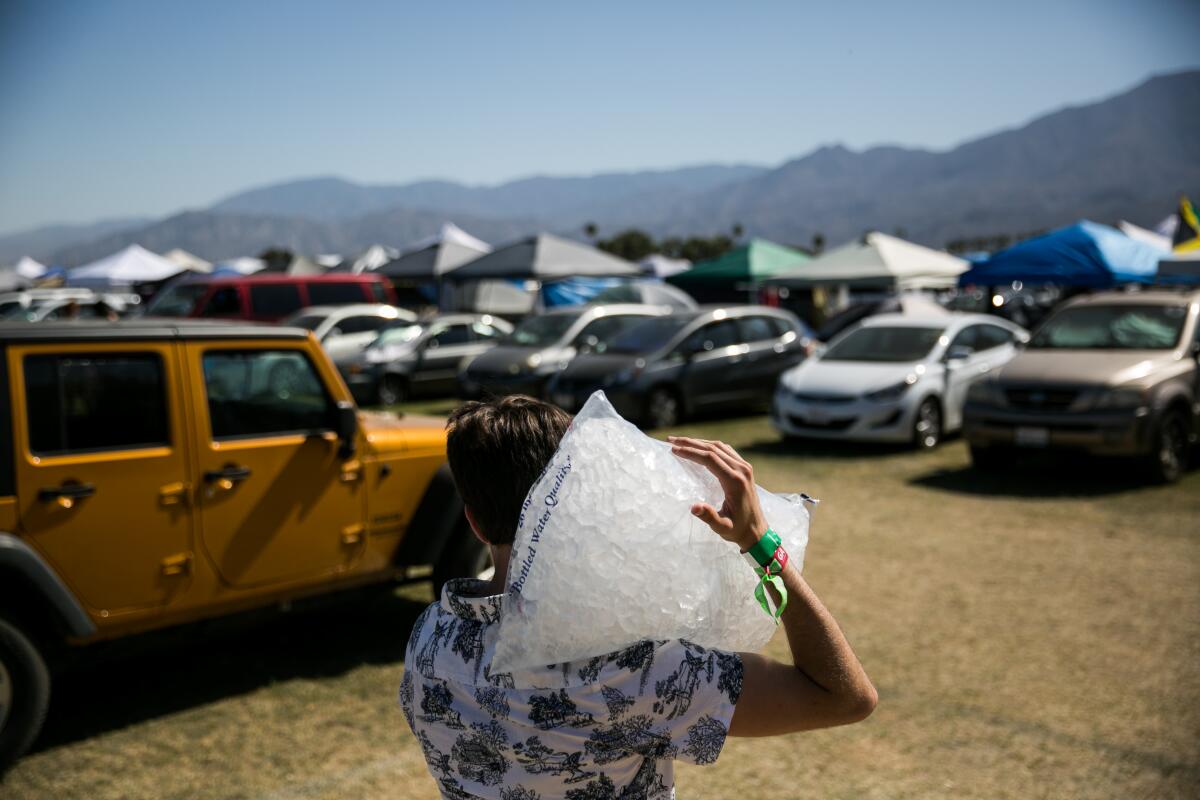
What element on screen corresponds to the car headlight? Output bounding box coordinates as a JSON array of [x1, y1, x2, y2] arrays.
[[864, 375, 918, 403], [966, 380, 1006, 406], [1094, 386, 1148, 411]]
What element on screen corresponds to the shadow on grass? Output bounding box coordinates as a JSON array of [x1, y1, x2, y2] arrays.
[[909, 453, 1183, 498], [33, 585, 430, 753]]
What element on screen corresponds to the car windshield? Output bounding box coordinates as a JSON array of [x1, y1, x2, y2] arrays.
[[144, 283, 209, 316], [284, 313, 326, 331], [506, 313, 578, 347], [370, 324, 424, 348], [823, 326, 945, 362], [1028, 304, 1187, 350], [607, 316, 692, 354]]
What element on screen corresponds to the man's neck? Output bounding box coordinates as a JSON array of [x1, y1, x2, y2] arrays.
[[482, 544, 511, 596]]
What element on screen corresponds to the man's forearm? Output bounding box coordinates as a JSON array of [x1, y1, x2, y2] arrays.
[[772, 562, 876, 712]]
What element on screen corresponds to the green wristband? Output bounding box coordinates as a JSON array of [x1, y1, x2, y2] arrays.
[[746, 528, 781, 568]]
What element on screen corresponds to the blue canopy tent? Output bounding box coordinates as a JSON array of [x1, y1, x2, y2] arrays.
[[959, 221, 1162, 288]]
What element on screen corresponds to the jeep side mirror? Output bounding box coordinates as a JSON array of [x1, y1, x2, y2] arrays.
[[334, 400, 358, 458]]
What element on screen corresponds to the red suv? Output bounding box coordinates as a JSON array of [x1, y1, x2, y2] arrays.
[[144, 274, 397, 322]]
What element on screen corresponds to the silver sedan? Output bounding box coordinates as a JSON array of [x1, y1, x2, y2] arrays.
[[771, 312, 1028, 448]]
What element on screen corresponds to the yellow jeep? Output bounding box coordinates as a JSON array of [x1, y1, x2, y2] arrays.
[[0, 319, 483, 767]]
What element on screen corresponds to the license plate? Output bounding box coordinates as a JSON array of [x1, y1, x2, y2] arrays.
[[1015, 426, 1049, 447], [552, 393, 575, 410]]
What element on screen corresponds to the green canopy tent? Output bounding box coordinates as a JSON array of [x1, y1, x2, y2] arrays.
[[667, 239, 809, 303]]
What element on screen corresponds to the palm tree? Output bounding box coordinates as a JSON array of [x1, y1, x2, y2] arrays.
[[812, 233, 825, 254], [731, 223, 744, 240], [583, 222, 598, 240]]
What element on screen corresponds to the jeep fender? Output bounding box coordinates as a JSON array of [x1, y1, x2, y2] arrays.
[[0, 533, 96, 638], [394, 464, 467, 568]]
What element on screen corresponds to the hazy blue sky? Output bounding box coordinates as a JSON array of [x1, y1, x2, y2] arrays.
[[1, 0, 1197, 235]]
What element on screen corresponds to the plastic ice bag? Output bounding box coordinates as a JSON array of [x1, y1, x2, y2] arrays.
[[492, 391, 813, 671]]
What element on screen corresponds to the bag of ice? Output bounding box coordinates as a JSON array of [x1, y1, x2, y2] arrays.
[[491, 390, 813, 671]]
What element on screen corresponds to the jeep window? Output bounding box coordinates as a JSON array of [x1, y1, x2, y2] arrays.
[[308, 282, 368, 306], [1029, 304, 1187, 350], [250, 284, 303, 316], [24, 353, 169, 455], [203, 350, 333, 439], [145, 282, 209, 316], [201, 286, 242, 317], [823, 326, 945, 363]]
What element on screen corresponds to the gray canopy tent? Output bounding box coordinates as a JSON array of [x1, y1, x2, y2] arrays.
[[443, 233, 640, 315], [446, 233, 641, 281]]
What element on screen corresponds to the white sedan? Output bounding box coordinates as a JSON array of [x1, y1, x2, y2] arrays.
[[771, 313, 1028, 448], [283, 304, 417, 361]]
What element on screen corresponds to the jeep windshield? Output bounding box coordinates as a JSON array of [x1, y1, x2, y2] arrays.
[[823, 326, 945, 362], [504, 313, 578, 347], [1028, 304, 1187, 350]]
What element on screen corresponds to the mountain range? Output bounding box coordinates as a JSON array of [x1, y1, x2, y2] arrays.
[[4, 70, 1197, 267]]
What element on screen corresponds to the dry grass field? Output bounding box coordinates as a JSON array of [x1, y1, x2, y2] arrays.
[[3, 401, 1199, 799]]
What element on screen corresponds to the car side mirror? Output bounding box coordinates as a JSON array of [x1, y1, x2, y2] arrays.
[[334, 400, 358, 459], [326, 327, 343, 340], [425, 337, 440, 351], [945, 345, 973, 363]]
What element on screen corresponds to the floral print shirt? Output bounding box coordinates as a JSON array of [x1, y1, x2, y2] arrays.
[[401, 579, 743, 799]]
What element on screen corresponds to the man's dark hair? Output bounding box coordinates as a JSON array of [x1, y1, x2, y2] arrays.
[[446, 395, 572, 546]]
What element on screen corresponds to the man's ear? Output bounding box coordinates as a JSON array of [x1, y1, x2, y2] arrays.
[[463, 506, 490, 546]]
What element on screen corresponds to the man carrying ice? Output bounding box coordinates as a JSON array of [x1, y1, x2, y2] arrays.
[[401, 395, 875, 799]]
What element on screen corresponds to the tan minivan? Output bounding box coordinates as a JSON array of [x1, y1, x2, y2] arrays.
[[963, 289, 1200, 482]]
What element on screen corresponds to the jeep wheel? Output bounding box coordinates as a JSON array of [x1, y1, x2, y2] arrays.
[[378, 375, 408, 407], [645, 387, 681, 429], [913, 398, 942, 450], [0, 617, 51, 773], [432, 523, 493, 599], [1147, 409, 1190, 484]]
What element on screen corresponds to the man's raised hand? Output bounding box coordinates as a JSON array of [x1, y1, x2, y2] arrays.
[[667, 436, 769, 552]]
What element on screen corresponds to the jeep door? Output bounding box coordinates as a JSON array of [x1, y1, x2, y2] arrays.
[[187, 342, 365, 589], [8, 343, 194, 617]]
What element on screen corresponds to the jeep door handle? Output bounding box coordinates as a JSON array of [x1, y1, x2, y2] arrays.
[[204, 465, 251, 490], [38, 482, 96, 509]]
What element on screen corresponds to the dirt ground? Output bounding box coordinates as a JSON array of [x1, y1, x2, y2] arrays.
[[4, 402, 1199, 799]]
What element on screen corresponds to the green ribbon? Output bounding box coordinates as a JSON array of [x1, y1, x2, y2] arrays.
[[753, 558, 788, 623]]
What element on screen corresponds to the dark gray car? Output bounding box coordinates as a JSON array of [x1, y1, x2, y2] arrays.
[[546, 306, 814, 428], [337, 313, 513, 405], [458, 304, 671, 399]]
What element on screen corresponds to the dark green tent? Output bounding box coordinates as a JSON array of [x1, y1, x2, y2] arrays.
[[668, 239, 809, 302]]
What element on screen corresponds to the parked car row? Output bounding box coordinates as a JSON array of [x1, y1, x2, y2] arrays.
[[0, 288, 141, 321]]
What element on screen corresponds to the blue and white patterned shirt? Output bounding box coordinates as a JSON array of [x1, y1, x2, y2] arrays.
[[401, 578, 743, 799]]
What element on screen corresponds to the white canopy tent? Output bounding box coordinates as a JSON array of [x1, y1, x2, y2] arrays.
[[15, 256, 47, 280], [164, 248, 213, 273], [345, 244, 400, 274], [448, 233, 641, 281], [1118, 221, 1172, 252], [404, 222, 491, 256], [766, 232, 969, 291], [639, 254, 691, 278], [68, 244, 185, 287]]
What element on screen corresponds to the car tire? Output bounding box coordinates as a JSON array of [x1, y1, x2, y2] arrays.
[[969, 444, 1013, 471], [1146, 408, 1190, 484], [645, 387, 682, 429], [432, 521, 493, 600], [378, 375, 408, 406], [913, 397, 942, 450], [0, 616, 51, 773]]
